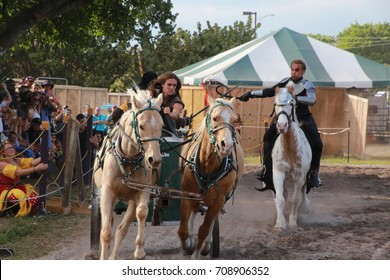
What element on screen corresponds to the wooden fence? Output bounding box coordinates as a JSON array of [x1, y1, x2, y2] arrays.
[[53, 85, 368, 158]]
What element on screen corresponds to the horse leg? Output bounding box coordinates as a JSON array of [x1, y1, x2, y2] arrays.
[[134, 192, 150, 260], [273, 171, 287, 229], [178, 199, 197, 255], [298, 182, 311, 217], [99, 188, 116, 260], [289, 174, 305, 227], [192, 198, 223, 259], [109, 200, 136, 259], [200, 219, 215, 256]]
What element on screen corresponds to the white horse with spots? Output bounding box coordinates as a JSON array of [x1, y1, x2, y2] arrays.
[[272, 86, 312, 229]]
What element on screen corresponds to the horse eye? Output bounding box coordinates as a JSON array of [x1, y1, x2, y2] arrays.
[[139, 125, 144, 130], [213, 117, 217, 122]]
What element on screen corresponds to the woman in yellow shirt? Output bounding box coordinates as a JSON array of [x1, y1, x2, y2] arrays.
[[0, 141, 48, 217]]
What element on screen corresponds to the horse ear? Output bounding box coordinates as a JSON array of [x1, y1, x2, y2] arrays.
[[208, 95, 215, 106], [131, 94, 142, 110], [230, 97, 236, 107], [154, 93, 163, 109]]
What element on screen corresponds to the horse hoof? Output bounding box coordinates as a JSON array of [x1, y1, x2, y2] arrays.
[[134, 255, 146, 260], [271, 226, 285, 236], [201, 243, 211, 256], [182, 238, 195, 254], [201, 249, 210, 256], [134, 250, 146, 260]]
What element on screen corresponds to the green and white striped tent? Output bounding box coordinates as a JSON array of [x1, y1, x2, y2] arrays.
[[175, 27, 390, 88]]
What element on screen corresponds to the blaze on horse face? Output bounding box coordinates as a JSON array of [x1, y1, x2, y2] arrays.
[[130, 93, 164, 169], [274, 88, 295, 134], [208, 97, 236, 158]]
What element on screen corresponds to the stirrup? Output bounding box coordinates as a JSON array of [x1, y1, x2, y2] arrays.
[[254, 180, 275, 193]]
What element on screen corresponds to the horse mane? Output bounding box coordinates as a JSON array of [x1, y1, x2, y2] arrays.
[[214, 98, 233, 109], [193, 118, 206, 139], [121, 88, 160, 120], [192, 97, 234, 140]]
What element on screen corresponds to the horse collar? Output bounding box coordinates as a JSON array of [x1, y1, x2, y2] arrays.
[[113, 134, 145, 176], [189, 144, 234, 191]]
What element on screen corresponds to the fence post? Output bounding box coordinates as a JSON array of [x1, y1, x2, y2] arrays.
[[82, 112, 93, 185], [61, 118, 79, 214], [38, 122, 49, 215]]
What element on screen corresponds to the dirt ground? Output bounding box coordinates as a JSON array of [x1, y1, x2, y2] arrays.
[[39, 163, 390, 260]]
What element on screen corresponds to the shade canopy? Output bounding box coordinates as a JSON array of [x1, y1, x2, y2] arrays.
[[175, 28, 390, 88]]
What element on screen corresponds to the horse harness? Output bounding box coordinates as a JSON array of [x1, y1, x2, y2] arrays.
[[95, 100, 162, 178], [184, 101, 240, 201]]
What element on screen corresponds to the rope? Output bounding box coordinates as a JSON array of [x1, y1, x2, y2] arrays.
[[51, 122, 67, 135], [0, 156, 67, 212], [243, 142, 263, 151], [0, 129, 46, 160], [318, 128, 350, 135]]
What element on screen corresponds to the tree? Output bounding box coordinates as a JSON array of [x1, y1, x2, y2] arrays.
[[0, 0, 177, 86], [0, 1, 257, 90], [336, 22, 390, 65], [0, 0, 94, 55], [308, 34, 336, 45], [145, 20, 255, 75]]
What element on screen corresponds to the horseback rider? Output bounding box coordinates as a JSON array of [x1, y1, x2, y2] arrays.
[[238, 59, 323, 193]]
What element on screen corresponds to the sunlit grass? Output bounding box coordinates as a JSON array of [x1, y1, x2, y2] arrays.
[[244, 155, 390, 166], [0, 214, 88, 260]]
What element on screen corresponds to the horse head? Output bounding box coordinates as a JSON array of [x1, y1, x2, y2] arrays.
[[119, 90, 164, 169], [205, 96, 236, 158], [274, 87, 296, 134]]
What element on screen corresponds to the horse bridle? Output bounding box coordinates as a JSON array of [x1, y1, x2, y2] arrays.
[[112, 100, 162, 177], [274, 96, 296, 127], [117, 100, 162, 154], [205, 101, 236, 146]]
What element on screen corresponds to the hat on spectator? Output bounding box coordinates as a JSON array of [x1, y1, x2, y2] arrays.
[[31, 118, 42, 125], [42, 80, 54, 89], [25, 76, 35, 82], [76, 113, 85, 121]]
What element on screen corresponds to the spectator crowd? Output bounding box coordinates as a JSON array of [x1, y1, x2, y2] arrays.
[[0, 71, 192, 217]]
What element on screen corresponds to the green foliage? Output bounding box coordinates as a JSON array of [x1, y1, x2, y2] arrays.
[[0, 217, 37, 244], [147, 20, 255, 74], [0, 214, 88, 259], [1, 1, 389, 91], [0, 0, 177, 87], [308, 34, 337, 45], [336, 22, 390, 65]]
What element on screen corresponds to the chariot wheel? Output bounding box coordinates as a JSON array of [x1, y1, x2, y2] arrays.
[[210, 215, 220, 258]]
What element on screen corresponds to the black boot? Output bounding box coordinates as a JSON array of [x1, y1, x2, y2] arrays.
[[308, 170, 321, 189], [255, 177, 275, 193], [255, 166, 275, 193]]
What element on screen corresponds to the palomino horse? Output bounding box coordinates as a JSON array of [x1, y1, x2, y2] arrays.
[[93, 90, 163, 260], [178, 96, 244, 259], [272, 87, 312, 229]]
